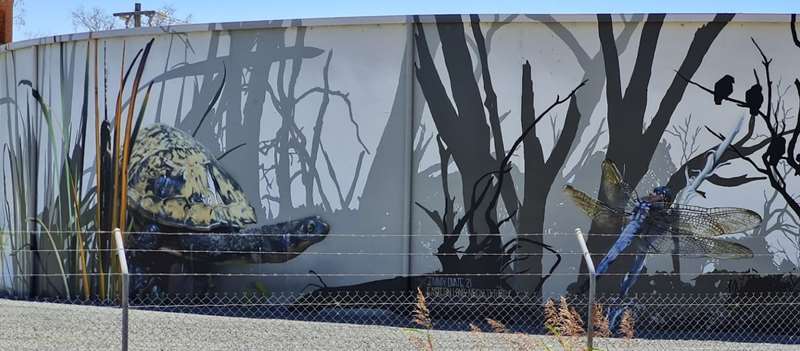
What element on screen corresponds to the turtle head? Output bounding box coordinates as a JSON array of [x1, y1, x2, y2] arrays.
[[301, 216, 330, 235], [280, 216, 330, 253]]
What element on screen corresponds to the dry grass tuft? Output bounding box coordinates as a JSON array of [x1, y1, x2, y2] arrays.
[[544, 297, 587, 351], [413, 287, 432, 329], [619, 309, 635, 339], [544, 298, 559, 332], [545, 297, 585, 336], [406, 287, 434, 350], [558, 296, 585, 336], [486, 318, 508, 333], [592, 304, 612, 338]]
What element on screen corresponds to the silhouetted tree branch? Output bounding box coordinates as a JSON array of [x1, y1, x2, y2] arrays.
[[786, 80, 800, 173], [413, 14, 512, 275], [641, 14, 736, 152], [666, 116, 781, 192], [484, 75, 587, 233], [526, 13, 639, 228], [710, 114, 799, 219], [413, 15, 515, 236], [680, 39, 800, 220], [71, 6, 117, 31], [469, 15, 521, 222], [466, 15, 518, 80], [665, 115, 702, 165], [711, 129, 800, 217], [471, 75, 584, 290], [516, 60, 586, 286], [705, 75, 800, 220]]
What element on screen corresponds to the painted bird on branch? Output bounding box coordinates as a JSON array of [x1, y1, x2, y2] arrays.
[[713, 75, 735, 105], [740, 84, 763, 116], [766, 135, 786, 167]]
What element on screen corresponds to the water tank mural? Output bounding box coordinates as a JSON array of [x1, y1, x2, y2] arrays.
[[1, 14, 799, 306]]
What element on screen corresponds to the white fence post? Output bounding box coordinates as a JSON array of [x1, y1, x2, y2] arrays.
[[574, 228, 596, 350], [113, 228, 129, 351]]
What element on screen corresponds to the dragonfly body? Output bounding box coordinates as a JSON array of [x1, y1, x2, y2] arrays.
[[595, 185, 674, 276], [595, 201, 650, 275]]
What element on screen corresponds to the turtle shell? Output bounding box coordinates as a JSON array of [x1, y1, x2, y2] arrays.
[[127, 124, 257, 230]]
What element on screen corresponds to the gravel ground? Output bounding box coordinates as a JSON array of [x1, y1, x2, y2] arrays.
[[0, 299, 797, 350]]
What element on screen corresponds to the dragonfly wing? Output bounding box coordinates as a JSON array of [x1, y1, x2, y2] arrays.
[[601, 159, 638, 210], [602, 159, 625, 188], [646, 235, 753, 259], [695, 207, 762, 234], [649, 205, 762, 237], [563, 185, 626, 225]]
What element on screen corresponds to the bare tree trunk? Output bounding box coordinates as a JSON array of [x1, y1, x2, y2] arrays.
[[227, 30, 278, 222], [414, 16, 513, 237], [517, 61, 582, 291]]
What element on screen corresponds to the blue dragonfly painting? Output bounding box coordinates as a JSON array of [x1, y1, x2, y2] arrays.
[[565, 159, 762, 325]]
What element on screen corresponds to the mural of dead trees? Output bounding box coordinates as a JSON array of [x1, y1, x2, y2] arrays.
[[412, 14, 587, 294], [4, 14, 800, 303], [291, 15, 585, 302]]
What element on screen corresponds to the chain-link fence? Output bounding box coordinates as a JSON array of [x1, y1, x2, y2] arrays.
[[3, 290, 799, 349], [3, 230, 800, 350], [125, 290, 800, 342]]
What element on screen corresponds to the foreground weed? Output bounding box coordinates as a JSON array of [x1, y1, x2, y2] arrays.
[[592, 304, 611, 338], [404, 287, 434, 351], [619, 309, 635, 339]]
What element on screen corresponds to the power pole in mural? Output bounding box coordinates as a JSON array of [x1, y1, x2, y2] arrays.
[[0, 0, 12, 43], [113, 2, 155, 28]]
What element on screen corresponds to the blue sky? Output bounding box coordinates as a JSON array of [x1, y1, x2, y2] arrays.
[[16, 0, 800, 40]]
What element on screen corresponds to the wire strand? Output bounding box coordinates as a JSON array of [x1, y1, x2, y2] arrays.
[[8, 272, 799, 277], [5, 248, 775, 257], [0, 231, 756, 238]]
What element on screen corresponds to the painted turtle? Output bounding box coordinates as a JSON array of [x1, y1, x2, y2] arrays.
[[125, 124, 329, 292]]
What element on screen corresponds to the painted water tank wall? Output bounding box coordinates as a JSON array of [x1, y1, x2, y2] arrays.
[[1, 14, 799, 298]]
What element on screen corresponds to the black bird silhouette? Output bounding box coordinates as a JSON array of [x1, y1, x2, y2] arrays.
[[766, 135, 786, 167], [739, 84, 763, 116], [713, 75, 735, 105]]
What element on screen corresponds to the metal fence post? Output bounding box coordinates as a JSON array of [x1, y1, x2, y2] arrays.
[[113, 228, 129, 351], [574, 229, 596, 351]]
